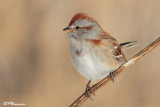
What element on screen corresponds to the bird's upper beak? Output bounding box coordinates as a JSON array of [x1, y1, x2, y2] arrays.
[[63, 27, 72, 32]]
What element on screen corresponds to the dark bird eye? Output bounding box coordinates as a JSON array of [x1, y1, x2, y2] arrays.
[[76, 26, 80, 29]]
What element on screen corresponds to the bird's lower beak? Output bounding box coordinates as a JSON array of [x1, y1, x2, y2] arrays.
[[63, 27, 71, 32]]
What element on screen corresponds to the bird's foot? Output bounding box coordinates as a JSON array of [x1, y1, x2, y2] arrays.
[[85, 80, 95, 101], [109, 71, 114, 82]]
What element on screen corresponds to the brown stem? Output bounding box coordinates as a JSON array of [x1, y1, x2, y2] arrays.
[[70, 37, 160, 107]]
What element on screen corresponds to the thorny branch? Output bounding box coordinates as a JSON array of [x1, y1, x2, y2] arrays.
[[70, 37, 160, 107]]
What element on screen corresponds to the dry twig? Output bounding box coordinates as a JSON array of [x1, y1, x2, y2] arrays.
[[70, 37, 160, 107]]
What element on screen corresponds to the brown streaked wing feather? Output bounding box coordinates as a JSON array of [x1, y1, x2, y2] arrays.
[[87, 32, 126, 62], [102, 34, 127, 62]]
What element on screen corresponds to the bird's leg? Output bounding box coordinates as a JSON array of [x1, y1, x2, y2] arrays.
[[86, 80, 91, 92], [109, 71, 114, 82], [85, 80, 95, 101]]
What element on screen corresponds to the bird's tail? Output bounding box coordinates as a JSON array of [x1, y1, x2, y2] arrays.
[[119, 41, 138, 51]]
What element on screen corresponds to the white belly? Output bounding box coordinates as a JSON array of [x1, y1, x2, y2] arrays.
[[71, 52, 111, 80]]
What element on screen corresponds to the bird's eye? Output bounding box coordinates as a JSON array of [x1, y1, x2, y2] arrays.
[[75, 26, 80, 29]]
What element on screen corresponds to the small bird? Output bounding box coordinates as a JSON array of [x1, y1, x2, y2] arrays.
[[63, 13, 137, 92]]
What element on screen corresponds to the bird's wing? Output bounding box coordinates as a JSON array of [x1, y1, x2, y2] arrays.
[[101, 34, 127, 62]]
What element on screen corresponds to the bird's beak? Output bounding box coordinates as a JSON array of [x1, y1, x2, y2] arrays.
[[63, 27, 71, 32]]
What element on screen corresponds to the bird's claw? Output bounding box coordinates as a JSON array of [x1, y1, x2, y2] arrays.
[[85, 80, 95, 101], [109, 71, 114, 82]]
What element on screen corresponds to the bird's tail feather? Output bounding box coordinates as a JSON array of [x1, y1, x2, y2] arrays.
[[119, 41, 138, 51]]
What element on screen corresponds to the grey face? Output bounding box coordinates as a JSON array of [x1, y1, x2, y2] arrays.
[[66, 19, 102, 40]]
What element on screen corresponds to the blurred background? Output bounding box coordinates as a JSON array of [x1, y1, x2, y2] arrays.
[[0, 0, 160, 107]]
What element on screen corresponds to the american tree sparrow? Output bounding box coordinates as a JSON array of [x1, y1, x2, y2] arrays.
[[63, 13, 137, 94]]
